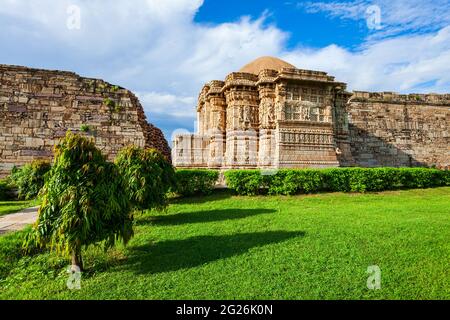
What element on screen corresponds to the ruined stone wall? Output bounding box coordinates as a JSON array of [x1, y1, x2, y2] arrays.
[[0, 65, 171, 177], [338, 91, 450, 169]]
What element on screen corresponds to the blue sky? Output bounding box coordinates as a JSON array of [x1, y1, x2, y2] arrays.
[[195, 0, 368, 49], [1, 0, 449, 141]]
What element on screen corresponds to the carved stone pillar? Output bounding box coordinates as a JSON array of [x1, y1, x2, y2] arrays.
[[206, 81, 226, 168], [223, 73, 259, 168], [272, 81, 288, 167], [203, 99, 211, 136], [196, 85, 209, 135], [275, 82, 287, 121], [258, 83, 276, 168]]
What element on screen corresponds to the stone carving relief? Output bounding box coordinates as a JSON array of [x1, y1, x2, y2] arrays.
[[280, 131, 334, 145], [238, 105, 257, 128], [284, 102, 332, 123], [259, 100, 275, 127]]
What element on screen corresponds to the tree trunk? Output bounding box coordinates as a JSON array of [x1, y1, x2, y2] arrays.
[[71, 247, 83, 271]]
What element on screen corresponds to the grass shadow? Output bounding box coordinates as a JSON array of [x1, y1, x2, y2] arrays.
[[137, 208, 277, 226], [169, 189, 233, 205], [125, 231, 305, 274]]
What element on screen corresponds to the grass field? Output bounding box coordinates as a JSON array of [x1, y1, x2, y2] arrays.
[[0, 200, 38, 217], [0, 187, 449, 299]]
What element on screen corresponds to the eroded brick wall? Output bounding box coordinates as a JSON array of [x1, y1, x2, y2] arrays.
[[337, 91, 450, 169], [0, 65, 171, 177]]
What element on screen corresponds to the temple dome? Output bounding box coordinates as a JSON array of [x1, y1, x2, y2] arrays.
[[239, 56, 296, 75]]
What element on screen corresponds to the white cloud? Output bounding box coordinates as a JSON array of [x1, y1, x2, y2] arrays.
[[0, 0, 288, 132], [136, 92, 196, 118], [0, 0, 449, 139], [301, 0, 450, 39], [283, 26, 450, 92]]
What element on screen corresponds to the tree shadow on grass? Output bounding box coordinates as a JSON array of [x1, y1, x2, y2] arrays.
[[169, 189, 233, 205], [137, 208, 277, 226], [125, 231, 305, 275]]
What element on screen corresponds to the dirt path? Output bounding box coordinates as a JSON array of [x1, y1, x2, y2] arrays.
[[0, 207, 39, 235]]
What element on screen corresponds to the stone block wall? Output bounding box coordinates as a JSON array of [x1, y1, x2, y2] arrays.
[[172, 134, 209, 167], [337, 91, 450, 169], [0, 64, 171, 177]]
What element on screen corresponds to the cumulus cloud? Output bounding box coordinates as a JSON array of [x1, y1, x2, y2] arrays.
[[0, 0, 288, 135], [301, 0, 450, 39], [0, 0, 449, 140], [136, 92, 196, 118], [283, 26, 450, 92]]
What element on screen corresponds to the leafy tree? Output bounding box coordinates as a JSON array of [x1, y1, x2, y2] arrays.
[[10, 160, 51, 200], [26, 132, 133, 270], [115, 146, 175, 212]]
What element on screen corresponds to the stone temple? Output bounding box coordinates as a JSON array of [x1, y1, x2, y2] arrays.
[[172, 56, 450, 170]]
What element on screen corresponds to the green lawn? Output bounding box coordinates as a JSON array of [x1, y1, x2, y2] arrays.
[[0, 200, 38, 217], [1, 188, 449, 299]]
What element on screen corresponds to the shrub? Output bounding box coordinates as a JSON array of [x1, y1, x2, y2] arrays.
[[174, 169, 219, 196], [445, 170, 450, 186], [268, 169, 324, 195], [0, 179, 15, 201], [321, 168, 353, 192], [26, 132, 133, 270], [80, 124, 90, 132], [225, 167, 449, 196], [10, 160, 51, 200], [104, 98, 123, 112], [103, 98, 115, 108], [397, 167, 448, 189], [223, 170, 264, 195], [115, 145, 176, 212]]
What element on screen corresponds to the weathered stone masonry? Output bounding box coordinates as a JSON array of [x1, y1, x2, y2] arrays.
[[335, 91, 450, 168], [0, 65, 171, 177]]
